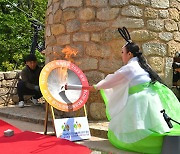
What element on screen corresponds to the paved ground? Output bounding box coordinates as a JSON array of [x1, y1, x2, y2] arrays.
[[0, 102, 138, 154]]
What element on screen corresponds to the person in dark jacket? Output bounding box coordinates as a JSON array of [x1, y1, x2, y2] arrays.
[[17, 54, 42, 107]]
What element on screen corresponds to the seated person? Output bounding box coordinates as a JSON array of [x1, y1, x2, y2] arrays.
[[17, 54, 42, 107]]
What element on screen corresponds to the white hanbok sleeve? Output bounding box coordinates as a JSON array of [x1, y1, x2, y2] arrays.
[[96, 65, 135, 90], [95, 65, 135, 119]]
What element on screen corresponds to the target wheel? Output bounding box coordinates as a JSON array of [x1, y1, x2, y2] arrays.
[[39, 60, 89, 112]]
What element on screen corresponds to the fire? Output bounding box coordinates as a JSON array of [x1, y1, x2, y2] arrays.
[[61, 45, 78, 62], [55, 46, 78, 86], [56, 67, 68, 85]]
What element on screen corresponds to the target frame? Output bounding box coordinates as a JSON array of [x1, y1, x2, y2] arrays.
[[39, 60, 89, 112]]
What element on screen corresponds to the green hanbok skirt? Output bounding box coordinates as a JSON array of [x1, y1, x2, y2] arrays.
[[100, 82, 180, 154]]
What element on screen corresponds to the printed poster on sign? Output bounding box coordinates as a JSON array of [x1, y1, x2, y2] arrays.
[[54, 117, 91, 141]]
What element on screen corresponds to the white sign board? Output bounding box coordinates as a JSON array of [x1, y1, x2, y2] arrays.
[[54, 117, 91, 141]]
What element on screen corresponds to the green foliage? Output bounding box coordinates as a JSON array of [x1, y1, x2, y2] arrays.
[[0, 0, 47, 71]]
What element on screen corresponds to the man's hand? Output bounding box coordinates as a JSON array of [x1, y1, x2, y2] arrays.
[[34, 85, 40, 91]]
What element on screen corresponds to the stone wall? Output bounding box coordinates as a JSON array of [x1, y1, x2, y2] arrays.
[[0, 71, 43, 105], [0, 71, 20, 105], [44, 0, 180, 120]]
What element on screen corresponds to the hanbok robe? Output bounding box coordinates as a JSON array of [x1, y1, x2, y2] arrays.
[[95, 57, 180, 154]]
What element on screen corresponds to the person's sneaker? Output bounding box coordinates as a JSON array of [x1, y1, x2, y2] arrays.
[[30, 97, 39, 105], [18, 101, 24, 108]]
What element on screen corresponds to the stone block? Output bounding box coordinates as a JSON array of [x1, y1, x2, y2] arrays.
[[151, 0, 169, 8], [147, 19, 164, 32], [148, 57, 164, 73], [46, 5, 53, 16], [53, 0, 59, 3], [52, 2, 60, 14], [144, 8, 158, 19], [86, 43, 111, 58], [73, 32, 90, 42], [0, 88, 8, 95], [51, 24, 65, 36], [57, 34, 70, 46], [78, 57, 98, 71], [46, 35, 57, 46], [1, 80, 14, 88], [130, 30, 157, 41], [159, 32, 173, 41], [4, 72, 18, 80], [82, 22, 109, 32], [178, 22, 180, 30], [87, 92, 102, 105], [85, 71, 105, 85], [165, 19, 178, 31], [129, 0, 150, 5], [91, 33, 101, 42], [48, 13, 54, 25], [108, 40, 124, 59], [170, 0, 180, 11], [109, 0, 129, 6], [173, 32, 180, 42], [169, 8, 179, 21], [63, 9, 76, 21], [45, 25, 51, 37], [112, 17, 144, 28], [99, 58, 122, 73], [61, 0, 83, 9], [101, 28, 120, 41], [0, 73, 4, 81], [52, 46, 63, 53], [46, 52, 61, 62], [47, 0, 52, 7], [164, 57, 173, 86], [167, 40, 180, 57], [53, 9, 62, 23], [66, 19, 81, 33], [44, 46, 53, 56], [121, 5, 143, 17], [142, 42, 167, 56], [90, 103, 106, 120], [86, 0, 108, 7], [79, 8, 95, 20], [159, 10, 169, 19], [97, 8, 119, 20]]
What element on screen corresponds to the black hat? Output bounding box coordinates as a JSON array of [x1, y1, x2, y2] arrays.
[[24, 54, 37, 62]]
